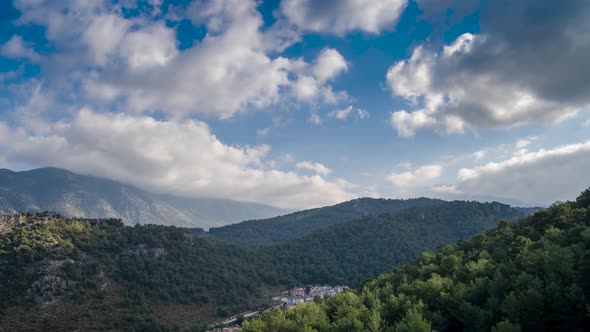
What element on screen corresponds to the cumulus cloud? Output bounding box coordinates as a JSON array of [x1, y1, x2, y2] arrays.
[[290, 48, 350, 104], [11, 0, 350, 118], [0, 109, 356, 209], [280, 0, 407, 35], [313, 48, 348, 82], [119, 23, 178, 70], [446, 141, 590, 205], [82, 13, 131, 66], [387, 0, 590, 136], [388, 165, 442, 189], [296, 161, 332, 176]]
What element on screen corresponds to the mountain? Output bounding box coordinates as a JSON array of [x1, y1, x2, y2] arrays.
[[0, 167, 288, 229], [265, 201, 525, 287], [0, 199, 526, 330], [206, 197, 447, 246], [244, 189, 590, 332]]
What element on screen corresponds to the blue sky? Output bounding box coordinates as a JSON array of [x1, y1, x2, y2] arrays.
[[1, 0, 589, 209]]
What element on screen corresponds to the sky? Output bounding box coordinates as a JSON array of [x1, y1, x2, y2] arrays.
[[0, 0, 589, 209]]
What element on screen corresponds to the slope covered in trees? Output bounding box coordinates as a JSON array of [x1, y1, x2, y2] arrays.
[[0, 213, 268, 330], [244, 189, 590, 331], [0, 199, 525, 330], [265, 201, 524, 287], [206, 197, 446, 246]]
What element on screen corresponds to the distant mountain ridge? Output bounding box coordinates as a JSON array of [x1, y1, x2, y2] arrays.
[[0, 167, 288, 229], [206, 197, 447, 246]]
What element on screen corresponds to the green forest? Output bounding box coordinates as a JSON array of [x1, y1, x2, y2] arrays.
[[265, 201, 524, 287], [243, 189, 590, 331], [206, 197, 446, 246], [0, 199, 524, 330]]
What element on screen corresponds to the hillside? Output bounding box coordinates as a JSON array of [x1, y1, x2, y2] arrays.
[[244, 189, 590, 331], [0, 212, 268, 330], [206, 197, 446, 246], [266, 201, 524, 287], [0, 200, 524, 330], [0, 167, 288, 229]]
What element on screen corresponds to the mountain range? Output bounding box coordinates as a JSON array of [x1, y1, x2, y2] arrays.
[[0, 198, 531, 330], [0, 167, 288, 229]]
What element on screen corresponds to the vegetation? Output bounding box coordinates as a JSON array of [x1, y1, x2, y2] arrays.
[[243, 189, 590, 331], [266, 201, 524, 287], [206, 197, 446, 246], [0, 199, 532, 329], [0, 212, 265, 330]]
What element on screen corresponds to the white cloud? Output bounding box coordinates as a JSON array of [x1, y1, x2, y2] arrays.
[[119, 22, 178, 70], [388, 164, 442, 188], [449, 141, 590, 205], [280, 0, 408, 35], [291, 48, 349, 104], [386, 0, 590, 136], [313, 48, 348, 82], [0, 109, 356, 209], [332, 106, 353, 119], [11, 0, 350, 119], [329, 106, 370, 120], [389, 109, 438, 137], [293, 76, 321, 101], [357, 109, 369, 119], [0, 35, 39, 62], [82, 14, 130, 66], [296, 161, 332, 176]]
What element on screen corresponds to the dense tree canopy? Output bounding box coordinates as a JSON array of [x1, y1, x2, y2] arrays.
[[244, 189, 590, 331], [206, 198, 446, 246], [0, 199, 536, 330]]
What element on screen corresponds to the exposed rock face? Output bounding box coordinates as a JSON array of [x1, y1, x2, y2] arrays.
[[0, 213, 28, 232], [31, 275, 77, 301], [0, 212, 62, 233], [116, 244, 167, 262]]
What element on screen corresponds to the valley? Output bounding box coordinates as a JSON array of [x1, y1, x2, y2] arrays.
[[0, 196, 536, 330]]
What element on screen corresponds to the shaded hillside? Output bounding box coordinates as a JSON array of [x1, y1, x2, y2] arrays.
[[265, 201, 525, 287], [206, 197, 446, 246], [0, 167, 287, 229], [244, 189, 590, 332]]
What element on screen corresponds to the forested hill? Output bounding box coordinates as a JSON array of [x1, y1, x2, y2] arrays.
[[244, 189, 590, 332], [0, 212, 265, 330], [0, 200, 525, 330], [0, 167, 287, 229], [206, 197, 446, 246], [265, 201, 524, 287]]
